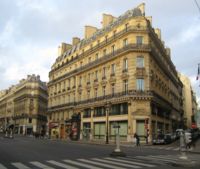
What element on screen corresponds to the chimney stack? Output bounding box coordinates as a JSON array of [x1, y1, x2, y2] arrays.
[[58, 43, 72, 56], [72, 37, 80, 45], [102, 14, 115, 28], [155, 28, 161, 40], [137, 3, 145, 16], [85, 26, 98, 39]]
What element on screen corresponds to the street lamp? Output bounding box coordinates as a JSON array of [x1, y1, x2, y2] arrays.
[[105, 105, 109, 144]]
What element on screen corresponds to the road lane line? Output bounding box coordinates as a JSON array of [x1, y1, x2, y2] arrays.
[[63, 159, 103, 169], [11, 162, 31, 169], [30, 161, 55, 169], [78, 159, 126, 169], [47, 160, 79, 169], [106, 157, 156, 167], [0, 164, 7, 169], [92, 158, 141, 168]]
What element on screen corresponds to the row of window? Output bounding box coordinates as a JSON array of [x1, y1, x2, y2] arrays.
[[49, 79, 144, 106], [53, 35, 144, 79], [51, 56, 144, 94], [83, 103, 128, 118]]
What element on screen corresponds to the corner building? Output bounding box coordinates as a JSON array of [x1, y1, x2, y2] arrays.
[[48, 4, 183, 142], [0, 75, 48, 135]]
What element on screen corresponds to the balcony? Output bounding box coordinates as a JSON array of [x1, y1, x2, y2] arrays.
[[110, 73, 115, 77], [136, 67, 146, 77], [121, 69, 129, 79], [102, 76, 106, 80], [109, 74, 116, 83]]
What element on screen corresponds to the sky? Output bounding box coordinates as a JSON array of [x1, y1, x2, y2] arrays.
[[0, 0, 200, 106]]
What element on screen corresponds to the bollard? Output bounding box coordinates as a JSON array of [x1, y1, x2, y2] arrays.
[[5, 130, 8, 137], [115, 132, 121, 152], [110, 124, 126, 157], [179, 130, 188, 160]]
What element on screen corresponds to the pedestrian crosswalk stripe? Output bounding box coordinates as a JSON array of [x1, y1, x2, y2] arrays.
[[30, 161, 55, 169], [11, 162, 31, 169], [135, 155, 178, 163], [63, 159, 103, 169], [165, 147, 173, 150], [78, 159, 125, 169], [92, 158, 141, 168], [106, 157, 156, 167], [149, 155, 178, 161], [173, 147, 180, 151], [0, 164, 7, 169], [47, 160, 79, 169]]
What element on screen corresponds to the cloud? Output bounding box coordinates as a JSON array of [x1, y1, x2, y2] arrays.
[[168, 19, 200, 47], [0, 0, 200, 108]]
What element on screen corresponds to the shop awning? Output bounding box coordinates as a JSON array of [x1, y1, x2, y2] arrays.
[[49, 122, 59, 129]]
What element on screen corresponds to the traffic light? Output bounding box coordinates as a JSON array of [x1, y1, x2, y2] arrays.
[[185, 132, 192, 144]]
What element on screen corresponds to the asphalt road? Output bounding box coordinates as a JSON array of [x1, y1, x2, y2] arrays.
[[0, 135, 199, 169]]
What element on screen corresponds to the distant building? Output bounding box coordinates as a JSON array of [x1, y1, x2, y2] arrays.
[[48, 3, 183, 142], [0, 75, 48, 135], [179, 73, 198, 128]]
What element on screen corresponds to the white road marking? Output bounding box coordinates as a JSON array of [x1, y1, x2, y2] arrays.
[[173, 147, 180, 151], [30, 161, 55, 169], [135, 155, 177, 163], [78, 159, 126, 169], [0, 164, 7, 169], [63, 159, 103, 169], [165, 147, 173, 150], [92, 158, 141, 168], [106, 157, 156, 167], [11, 162, 31, 169], [47, 160, 79, 169]]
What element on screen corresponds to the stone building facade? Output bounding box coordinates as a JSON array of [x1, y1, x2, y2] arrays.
[[179, 73, 198, 129], [0, 75, 48, 135], [48, 4, 183, 142]]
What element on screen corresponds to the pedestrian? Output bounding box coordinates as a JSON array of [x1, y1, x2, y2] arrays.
[[134, 133, 140, 147]]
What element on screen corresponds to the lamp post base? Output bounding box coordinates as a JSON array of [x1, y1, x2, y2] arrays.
[[110, 150, 126, 157]]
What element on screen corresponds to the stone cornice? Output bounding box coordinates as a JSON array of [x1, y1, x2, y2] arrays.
[[48, 90, 153, 112]]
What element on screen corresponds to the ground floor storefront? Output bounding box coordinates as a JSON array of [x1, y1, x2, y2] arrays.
[[14, 117, 47, 136], [48, 98, 182, 143]]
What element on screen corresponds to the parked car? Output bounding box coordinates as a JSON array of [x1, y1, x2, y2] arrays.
[[152, 134, 165, 145]]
